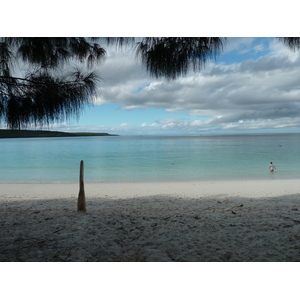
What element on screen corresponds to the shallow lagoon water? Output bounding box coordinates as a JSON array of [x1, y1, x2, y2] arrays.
[[1, 133, 300, 183]]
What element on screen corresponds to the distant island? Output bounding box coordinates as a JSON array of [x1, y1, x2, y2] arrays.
[[0, 129, 119, 138]]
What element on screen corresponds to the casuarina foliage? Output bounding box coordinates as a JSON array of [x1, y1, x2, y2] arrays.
[[0, 37, 298, 129]]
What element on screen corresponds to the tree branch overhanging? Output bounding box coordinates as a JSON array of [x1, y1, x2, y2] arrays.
[[1, 37, 300, 129], [0, 38, 103, 129]]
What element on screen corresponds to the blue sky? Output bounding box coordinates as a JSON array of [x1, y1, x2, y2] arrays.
[[2, 37, 300, 135], [3, 1, 300, 136], [45, 37, 300, 135]]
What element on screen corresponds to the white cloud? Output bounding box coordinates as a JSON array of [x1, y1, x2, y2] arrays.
[[268, 39, 300, 61], [79, 39, 300, 134]]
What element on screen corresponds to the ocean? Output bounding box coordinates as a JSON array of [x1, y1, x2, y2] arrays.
[[1, 133, 300, 183]]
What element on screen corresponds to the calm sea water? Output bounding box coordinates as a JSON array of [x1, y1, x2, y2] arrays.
[[1, 133, 300, 183]]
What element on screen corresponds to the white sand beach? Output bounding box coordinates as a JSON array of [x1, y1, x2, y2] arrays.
[[1, 179, 300, 262]]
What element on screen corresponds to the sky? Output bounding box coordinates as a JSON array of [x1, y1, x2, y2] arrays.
[[3, 1, 300, 136], [45, 37, 300, 135]]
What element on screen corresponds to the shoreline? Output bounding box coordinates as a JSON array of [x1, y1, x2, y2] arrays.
[[1, 174, 300, 185], [1, 179, 300, 199], [1, 179, 300, 262]]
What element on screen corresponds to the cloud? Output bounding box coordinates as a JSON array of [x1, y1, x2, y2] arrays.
[[88, 38, 300, 133], [5, 38, 299, 135], [223, 37, 257, 54]]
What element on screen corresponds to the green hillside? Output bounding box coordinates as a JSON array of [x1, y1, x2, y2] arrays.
[[0, 129, 118, 138]]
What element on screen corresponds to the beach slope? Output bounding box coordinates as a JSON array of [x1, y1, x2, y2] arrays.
[[1, 180, 300, 262]]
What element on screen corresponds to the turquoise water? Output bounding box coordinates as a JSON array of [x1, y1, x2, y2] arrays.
[[1, 133, 300, 183]]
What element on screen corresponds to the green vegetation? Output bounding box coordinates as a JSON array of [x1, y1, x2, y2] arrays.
[[0, 129, 118, 138]]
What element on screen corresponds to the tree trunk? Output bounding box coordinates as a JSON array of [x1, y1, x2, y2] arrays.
[[77, 160, 86, 212]]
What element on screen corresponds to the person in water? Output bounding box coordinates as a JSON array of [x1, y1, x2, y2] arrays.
[[269, 162, 276, 172]]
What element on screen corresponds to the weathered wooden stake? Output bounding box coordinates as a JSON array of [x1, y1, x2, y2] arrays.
[[77, 160, 86, 212]]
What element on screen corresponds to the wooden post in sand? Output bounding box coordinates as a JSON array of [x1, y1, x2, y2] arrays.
[[77, 160, 86, 212]]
